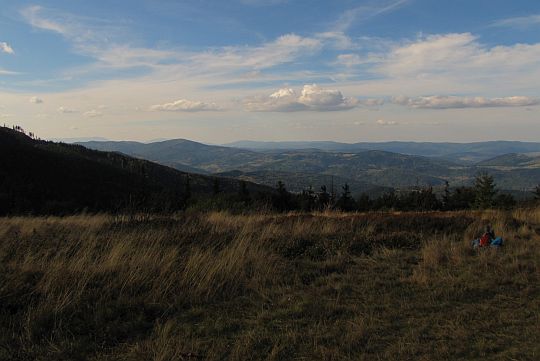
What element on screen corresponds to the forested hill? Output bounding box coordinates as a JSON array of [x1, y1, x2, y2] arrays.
[[0, 127, 269, 215]]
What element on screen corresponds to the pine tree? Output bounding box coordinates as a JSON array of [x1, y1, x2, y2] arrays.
[[273, 181, 290, 211], [318, 185, 331, 209], [442, 181, 451, 210], [474, 173, 497, 209], [336, 183, 357, 211], [299, 186, 316, 211]]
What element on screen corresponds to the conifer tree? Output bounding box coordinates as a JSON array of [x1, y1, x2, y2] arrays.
[[336, 183, 357, 211], [318, 185, 331, 209], [474, 173, 497, 209], [442, 181, 451, 210]]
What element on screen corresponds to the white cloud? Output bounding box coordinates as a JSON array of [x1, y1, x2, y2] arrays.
[[244, 84, 359, 112], [57, 106, 78, 113], [374, 33, 540, 81], [270, 88, 296, 99], [29, 96, 43, 104], [0, 68, 20, 75], [376, 119, 398, 126], [83, 109, 103, 117], [150, 99, 220, 112], [0, 42, 14, 54], [333, 0, 410, 32], [491, 14, 540, 29], [392, 95, 540, 109], [189, 34, 321, 72], [21, 6, 67, 34]]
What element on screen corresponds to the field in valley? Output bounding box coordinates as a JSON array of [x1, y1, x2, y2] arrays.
[[1, 209, 539, 360]]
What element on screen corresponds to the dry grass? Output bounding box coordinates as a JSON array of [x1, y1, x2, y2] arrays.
[[0, 209, 539, 360]]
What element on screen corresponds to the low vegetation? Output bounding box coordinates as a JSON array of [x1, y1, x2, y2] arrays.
[[1, 208, 539, 360]]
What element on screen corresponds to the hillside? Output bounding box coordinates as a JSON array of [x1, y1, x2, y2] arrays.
[[0, 127, 269, 215], [1, 209, 539, 360], [478, 153, 540, 168]]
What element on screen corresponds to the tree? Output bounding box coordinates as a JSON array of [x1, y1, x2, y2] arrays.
[[374, 190, 399, 210], [534, 184, 540, 201], [494, 193, 516, 209], [273, 181, 291, 211], [401, 187, 441, 211], [336, 183, 357, 211], [317, 185, 331, 209], [356, 193, 372, 212], [299, 186, 316, 211], [442, 181, 451, 210], [448, 186, 476, 210], [474, 173, 497, 209]]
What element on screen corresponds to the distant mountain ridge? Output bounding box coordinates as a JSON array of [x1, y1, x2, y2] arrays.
[[78, 138, 540, 195], [225, 140, 540, 163]]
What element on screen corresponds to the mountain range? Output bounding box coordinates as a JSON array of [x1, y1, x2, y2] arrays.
[[79, 138, 540, 196]]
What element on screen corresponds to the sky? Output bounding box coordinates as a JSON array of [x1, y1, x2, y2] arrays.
[[0, 0, 539, 143]]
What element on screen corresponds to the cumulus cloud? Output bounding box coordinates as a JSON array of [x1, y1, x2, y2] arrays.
[[83, 109, 103, 117], [392, 95, 540, 109], [376, 119, 398, 126], [245, 84, 359, 112], [0, 42, 14, 54], [29, 96, 43, 104], [150, 99, 220, 112], [57, 106, 78, 113]]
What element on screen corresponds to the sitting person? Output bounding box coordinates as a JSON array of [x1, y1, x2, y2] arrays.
[[472, 224, 503, 248]]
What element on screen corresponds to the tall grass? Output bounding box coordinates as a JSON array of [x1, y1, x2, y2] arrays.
[[0, 208, 539, 360]]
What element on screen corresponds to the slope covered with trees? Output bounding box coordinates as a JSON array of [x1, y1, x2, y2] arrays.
[[0, 127, 270, 215]]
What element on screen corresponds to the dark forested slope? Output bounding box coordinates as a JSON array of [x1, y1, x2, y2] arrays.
[[0, 127, 268, 214]]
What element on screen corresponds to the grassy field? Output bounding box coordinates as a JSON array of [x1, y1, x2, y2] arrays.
[[1, 209, 539, 360]]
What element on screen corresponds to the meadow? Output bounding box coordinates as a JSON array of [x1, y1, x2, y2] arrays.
[[0, 208, 539, 360]]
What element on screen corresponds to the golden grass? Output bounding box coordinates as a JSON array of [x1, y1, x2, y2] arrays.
[[0, 208, 539, 360]]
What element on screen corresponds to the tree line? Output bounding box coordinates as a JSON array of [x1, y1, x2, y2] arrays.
[[263, 173, 539, 212]]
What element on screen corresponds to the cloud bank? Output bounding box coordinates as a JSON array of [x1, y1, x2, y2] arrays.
[[392, 95, 540, 109], [150, 99, 220, 112]]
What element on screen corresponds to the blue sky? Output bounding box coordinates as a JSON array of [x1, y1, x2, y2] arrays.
[[1, 0, 539, 142]]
